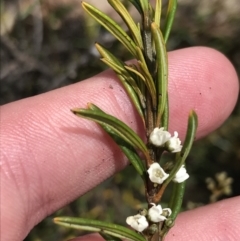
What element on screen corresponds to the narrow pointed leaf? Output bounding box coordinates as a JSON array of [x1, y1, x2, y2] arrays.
[[101, 122, 146, 177], [128, 0, 143, 14], [124, 65, 146, 84], [54, 217, 146, 241], [101, 58, 125, 75], [168, 181, 186, 220], [108, 0, 143, 48], [165, 110, 198, 185], [117, 74, 146, 123], [148, 3, 155, 19], [96, 43, 132, 79], [72, 104, 150, 161], [95, 43, 145, 120], [135, 47, 149, 75], [135, 47, 157, 108], [96, 43, 145, 106], [139, 0, 148, 13], [96, 43, 131, 79], [180, 110, 198, 158], [151, 22, 168, 127], [100, 58, 142, 101], [138, 61, 157, 109], [125, 63, 145, 90], [163, 0, 177, 43], [154, 0, 162, 27], [160, 181, 185, 239], [89, 104, 146, 177], [95, 43, 124, 67], [82, 2, 137, 57], [161, 93, 169, 130], [119, 143, 146, 177]]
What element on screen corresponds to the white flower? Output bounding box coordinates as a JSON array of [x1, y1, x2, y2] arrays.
[[166, 131, 182, 153], [148, 204, 165, 222], [126, 214, 149, 232], [147, 163, 169, 184], [149, 127, 171, 147], [148, 203, 172, 223], [173, 165, 189, 183]]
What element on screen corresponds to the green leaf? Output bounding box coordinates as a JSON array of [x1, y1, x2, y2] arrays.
[[95, 43, 146, 117], [128, 0, 143, 14], [99, 58, 144, 108], [101, 58, 125, 75], [139, 0, 149, 13], [88, 104, 146, 177], [161, 93, 169, 130], [165, 110, 198, 186], [54, 217, 146, 241], [160, 181, 185, 239], [130, 63, 146, 100], [163, 0, 177, 43], [96, 43, 131, 78], [168, 182, 186, 220], [181, 110, 198, 154], [72, 103, 150, 162], [135, 47, 157, 108], [82, 2, 137, 57], [124, 65, 146, 86], [102, 123, 146, 177], [97, 43, 154, 111], [154, 0, 162, 27], [117, 74, 146, 124], [151, 22, 168, 128], [108, 0, 143, 49], [95, 42, 124, 66]]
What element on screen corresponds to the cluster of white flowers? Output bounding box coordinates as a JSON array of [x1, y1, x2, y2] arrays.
[[149, 127, 182, 153], [126, 204, 172, 232], [147, 163, 189, 184], [126, 164, 189, 232], [126, 128, 190, 232], [148, 127, 189, 182]]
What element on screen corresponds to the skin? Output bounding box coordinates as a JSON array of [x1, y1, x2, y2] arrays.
[[1, 47, 239, 241]]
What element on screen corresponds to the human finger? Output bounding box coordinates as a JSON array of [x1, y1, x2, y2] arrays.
[[68, 196, 240, 241], [1, 47, 239, 241]]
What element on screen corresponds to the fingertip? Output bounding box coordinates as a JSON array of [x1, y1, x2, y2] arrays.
[[166, 197, 240, 241], [168, 47, 239, 139], [1, 46, 239, 241]]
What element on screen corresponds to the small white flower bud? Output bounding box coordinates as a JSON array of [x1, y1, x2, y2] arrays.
[[166, 131, 182, 153], [149, 127, 171, 147], [147, 163, 169, 184], [173, 165, 189, 183], [148, 203, 166, 222], [148, 204, 172, 223]]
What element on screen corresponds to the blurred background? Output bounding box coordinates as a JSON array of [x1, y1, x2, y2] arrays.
[[1, 0, 239, 240]]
